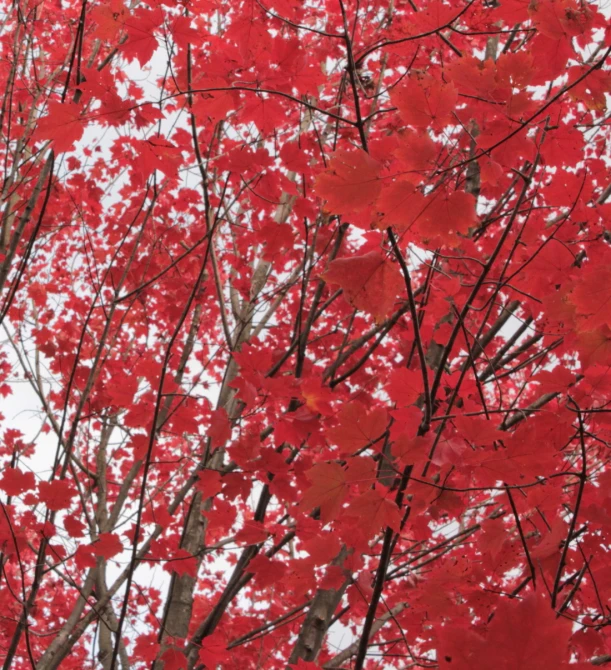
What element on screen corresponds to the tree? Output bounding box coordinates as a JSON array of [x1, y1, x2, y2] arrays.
[[0, 0, 609, 666]]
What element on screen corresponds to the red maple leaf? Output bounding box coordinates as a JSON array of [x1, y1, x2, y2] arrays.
[[344, 488, 402, 538], [38, 480, 75, 512], [33, 102, 85, 153], [438, 593, 573, 669], [299, 463, 348, 524], [323, 251, 403, 321], [386, 368, 425, 407], [571, 264, 611, 329], [392, 77, 458, 130], [0, 468, 35, 497], [91, 533, 123, 559], [198, 632, 228, 669], [327, 403, 388, 454], [315, 149, 382, 216]]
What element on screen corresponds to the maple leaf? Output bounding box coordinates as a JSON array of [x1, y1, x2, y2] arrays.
[[170, 15, 199, 50], [533, 367, 576, 394], [38, 480, 75, 511], [91, 533, 123, 559], [393, 129, 439, 173], [452, 415, 501, 446], [133, 103, 164, 130], [386, 368, 425, 407], [300, 377, 335, 415], [375, 179, 428, 232], [479, 519, 513, 563], [235, 520, 269, 545], [130, 138, 183, 179], [391, 77, 458, 131], [164, 549, 198, 578], [299, 463, 348, 524], [345, 456, 377, 490], [529, 0, 594, 39], [418, 190, 476, 243], [133, 634, 160, 664], [542, 124, 584, 167], [290, 661, 323, 670], [248, 555, 287, 588], [568, 66, 608, 110], [376, 182, 476, 244], [577, 326, 611, 370], [464, 437, 559, 487], [107, 374, 139, 407], [64, 514, 86, 538], [198, 632, 227, 669], [121, 7, 163, 67], [314, 149, 382, 215], [436, 626, 487, 670], [207, 408, 231, 447], [438, 593, 572, 669], [301, 533, 342, 566], [322, 251, 403, 321], [74, 545, 97, 571], [570, 265, 611, 330], [33, 102, 85, 153], [280, 141, 313, 173], [327, 403, 388, 454], [0, 468, 35, 496], [195, 470, 223, 498], [91, 0, 128, 39], [391, 433, 431, 468], [344, 488, 401, 537], [159, 649, 188, 670]]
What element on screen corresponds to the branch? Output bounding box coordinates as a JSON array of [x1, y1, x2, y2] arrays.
[[324, 602, 409, 668]]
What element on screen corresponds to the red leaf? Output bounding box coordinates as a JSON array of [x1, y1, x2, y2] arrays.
[[38, 480, 75, 511], [33, 102, 85, 153], [248, 555, 287, 588], [299, 463, 348, 524], [571, 265, 611, 330], [133, 634, 161, 664], [92, 533, 123, 559], [419, 190, 476, 243], [315, 149, 382, 215], [529, 0, 594, 39], [207, 408, 231, 447], [235, 520, 269, 545], [375, 180, 427, 232], [64, 515, 86, 538], [74, 545, 97, 571], [198, 632, 228, 669], [159, 649, 188, 670], [290, 661, 323, 670], [322, 251, 403, 321], [327, 403, 388, 454], [170, 15, 199, 50], [391, 433, 431, 468], [0, 468, 35, 497], [438, 593, 572, 669], [376, 182, 476, 244], [195, 470, 223, 498], [386, 368, 424, 407], [300, 377, 335, 416], [344, 488, 401, 537], [392, 77, 458, 130], [577, 326, 611, 369], [164, 549, 198, 578], [121, 7, 163, 67], [533, 367, 576, 394]]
